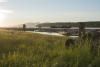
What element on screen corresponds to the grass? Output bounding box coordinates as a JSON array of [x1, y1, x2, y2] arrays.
[[0, 29, 100, 67]]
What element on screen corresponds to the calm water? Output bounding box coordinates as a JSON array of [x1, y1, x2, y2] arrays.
[[27, 31, 79, 39], [70, 28, 100, 29], [27, 31, 64, 36]]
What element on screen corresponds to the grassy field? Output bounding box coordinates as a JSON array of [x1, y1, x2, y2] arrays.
[[0, 29, 100, 67]]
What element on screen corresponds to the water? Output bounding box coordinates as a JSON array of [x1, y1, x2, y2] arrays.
[[36, 27, 100, 30], [85, 28, 100, 29], [27, 31, 64, 36], [70, 27, 100, 29], [69, 36, 79, 39]]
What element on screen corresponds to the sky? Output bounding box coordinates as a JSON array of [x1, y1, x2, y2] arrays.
[[0, 0, 100, 27]]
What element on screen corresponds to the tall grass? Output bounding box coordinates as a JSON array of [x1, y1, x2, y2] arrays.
[[0, 29, 100, 67]]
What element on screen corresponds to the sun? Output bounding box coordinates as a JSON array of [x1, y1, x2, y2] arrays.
[[0, 9, 13, 27], [0, 12, 6, 23], [0, 12, 6, 27]]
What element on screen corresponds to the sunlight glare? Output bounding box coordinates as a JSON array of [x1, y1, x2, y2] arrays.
[[0, 12, 6, 25]]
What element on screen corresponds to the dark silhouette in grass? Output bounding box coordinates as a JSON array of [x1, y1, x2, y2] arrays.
[[65, 38, 76, 47], [65, 31, 100, 55]]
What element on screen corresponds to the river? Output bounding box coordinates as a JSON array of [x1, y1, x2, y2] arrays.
[[27, 31, 64, 36]]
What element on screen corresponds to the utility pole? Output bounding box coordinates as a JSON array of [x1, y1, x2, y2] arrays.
[[79, 23, 85, 37]]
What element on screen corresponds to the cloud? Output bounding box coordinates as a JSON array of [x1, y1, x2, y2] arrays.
[[0, 9, 13, 14], [0, 0, 7, 2], [0, 0, 8, 7]]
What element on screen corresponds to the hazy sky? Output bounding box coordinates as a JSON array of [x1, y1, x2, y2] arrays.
[[0, 0, 100, 27]]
